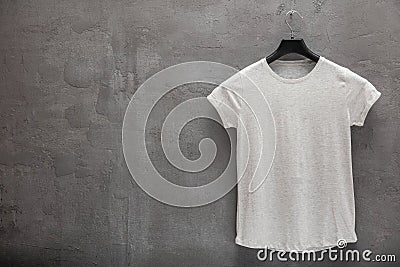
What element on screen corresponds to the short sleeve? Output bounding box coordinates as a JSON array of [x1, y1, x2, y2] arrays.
[[344, 68, 381, 126], [207, 73, 243, 128]]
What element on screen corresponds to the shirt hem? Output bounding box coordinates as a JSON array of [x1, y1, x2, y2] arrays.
[[235, 236, 358, 252]]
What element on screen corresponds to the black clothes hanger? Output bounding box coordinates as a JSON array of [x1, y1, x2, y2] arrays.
[[266, 10, 320, 64]]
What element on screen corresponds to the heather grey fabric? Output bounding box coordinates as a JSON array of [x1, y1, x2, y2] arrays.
[[207, 57, 381, 252]]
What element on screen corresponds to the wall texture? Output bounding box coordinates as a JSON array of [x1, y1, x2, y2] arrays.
[[0, 0, 399, 266]]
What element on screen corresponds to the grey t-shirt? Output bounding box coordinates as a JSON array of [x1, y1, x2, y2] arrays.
[[207, 57, 381, 252]]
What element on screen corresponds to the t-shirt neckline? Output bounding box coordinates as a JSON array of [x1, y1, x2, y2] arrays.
[[261, 56, 325, 84]]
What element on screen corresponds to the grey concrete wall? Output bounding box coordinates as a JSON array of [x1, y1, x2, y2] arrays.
[[0, 0, 399, 266]]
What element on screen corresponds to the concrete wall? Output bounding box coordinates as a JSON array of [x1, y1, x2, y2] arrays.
[[0, 0, 399, 266]]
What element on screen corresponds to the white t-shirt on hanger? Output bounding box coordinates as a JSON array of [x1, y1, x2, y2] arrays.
[[207, 56, 381, 252]]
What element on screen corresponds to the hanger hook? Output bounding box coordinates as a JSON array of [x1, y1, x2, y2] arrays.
[[285, 10, 303, 39]]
